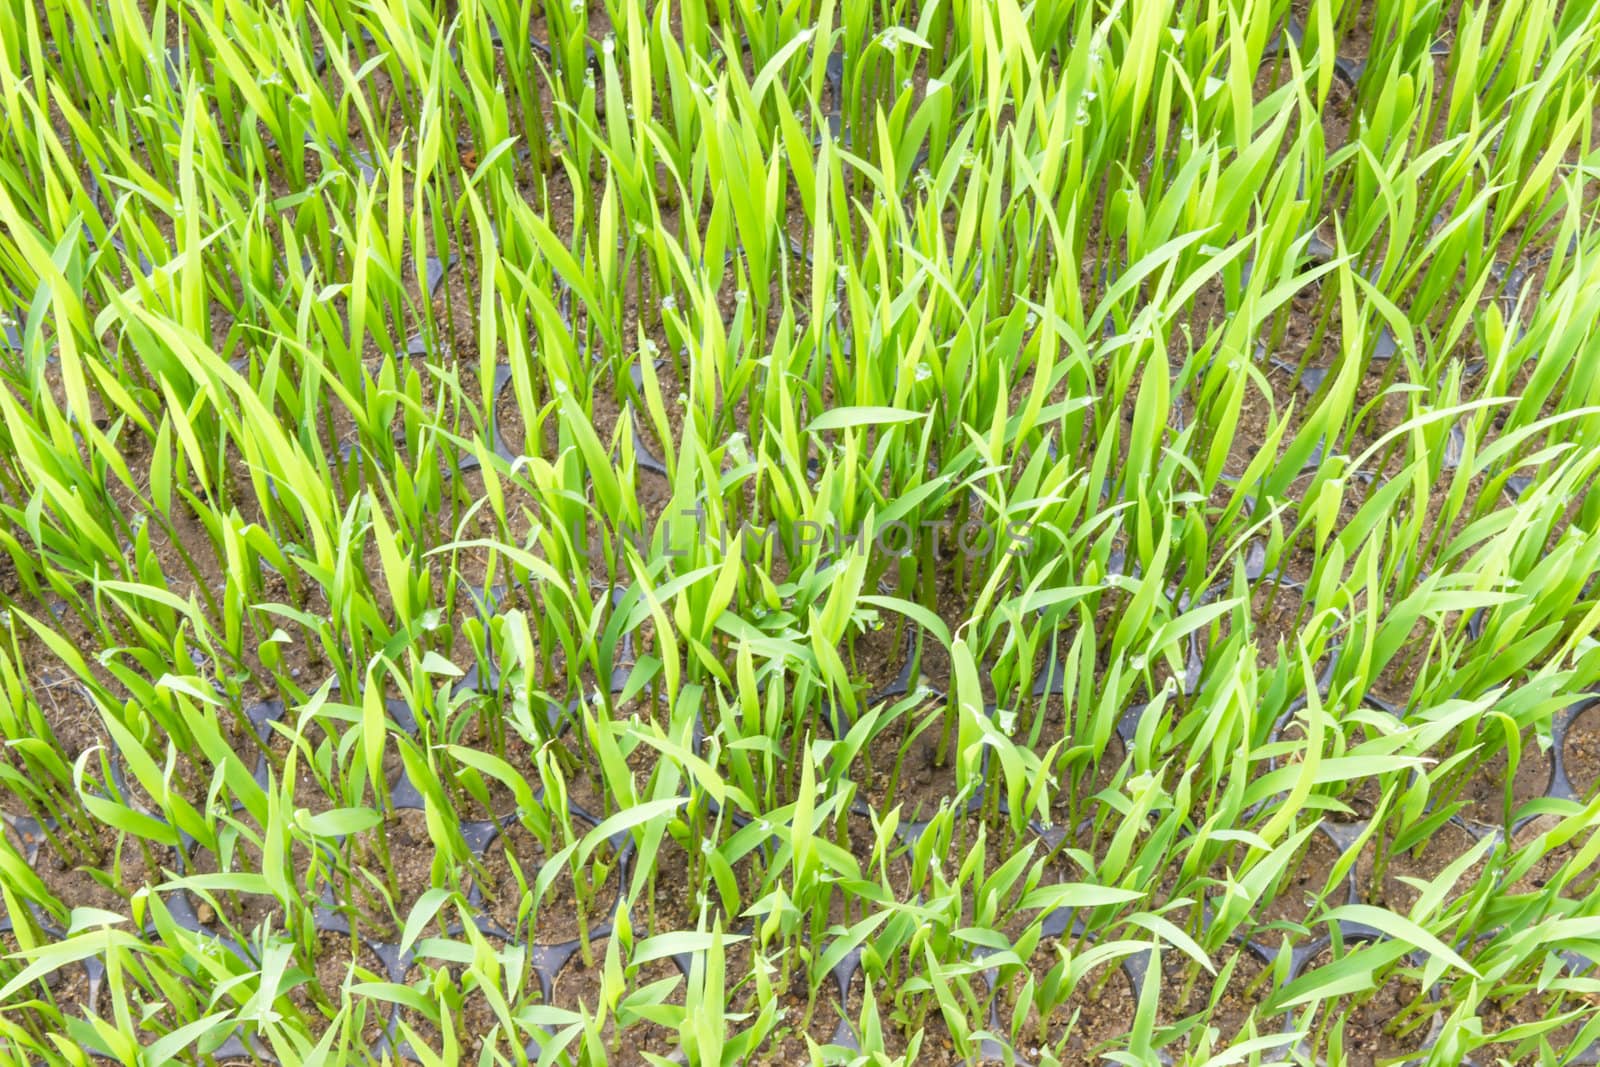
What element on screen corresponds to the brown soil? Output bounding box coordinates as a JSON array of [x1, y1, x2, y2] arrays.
[[1246, 579, 1313, 666], [1505, 815, 1600, 897], [1259, 828, 1347, 930], [339, 809, 454, 941], [473, 821, 552, 933], [1354, 820, 1484, 914], [750, 970, 928, 1066], [1473, 987, 1600, 1066], [1157, 947, 1276, 1050], [44, 957, 98, 1026], [1003, 952, 1136, 1065], [0, 929, 61, 997], [1458, 735, 1552, 827], [1221, 361, 1292, 482], [939, 813, 1049, 921], [1370, 636, 1429, 710], [817, 960, 970, 1064], [546, 938, 683, 1057], [184, 831, 286, 936], [304, 930, 399, 1042], [1327, 761, 1386, 824], [860, 698, 961, 818], [834, 811, 914, 916], [561, 764, 653, 827], [1047, 727, 1128, 831], [474, 820, 619, 943], [846, 613, 912, 698], [1300, 949, 1436, 1066], [25, 661, 106, 763], [395, 969, 528, 1060], [634, 830, 760, 936], [33, 828, 160, 923], [1562, 703, 1600, 799]]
